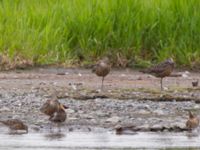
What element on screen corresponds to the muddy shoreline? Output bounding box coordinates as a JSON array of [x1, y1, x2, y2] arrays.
[[0, 67, 199, 133]]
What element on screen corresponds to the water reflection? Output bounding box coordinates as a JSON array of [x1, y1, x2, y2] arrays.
[[44, 133, 65, 141], [0, 131, 200, 149]]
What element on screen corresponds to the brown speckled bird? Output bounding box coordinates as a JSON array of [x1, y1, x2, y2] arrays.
[[49, 104, 67, 123], [141, 58, 175, 90], [49, 104, 67, 131], [0, 119, 28, 133], [92, 57, 111, 90], [186, 111, 199, 130], [40, 97, 60, 117], [40, 96, 68, 130]]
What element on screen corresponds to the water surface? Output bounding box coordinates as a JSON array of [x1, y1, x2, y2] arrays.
[[0, 131, 200, 150]]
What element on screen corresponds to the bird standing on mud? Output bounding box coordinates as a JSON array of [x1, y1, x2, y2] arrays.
[[186, 111, 199, 130], [40, 96, 61, 117], [49, 103, 67, 131], [141, 58, 175, 90], [40, 96, 68, 131], [92, 57, 111, 90], [0, 119, 28, 133]]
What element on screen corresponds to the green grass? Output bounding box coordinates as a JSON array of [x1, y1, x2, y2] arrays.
[[0, 0, 200, 67]]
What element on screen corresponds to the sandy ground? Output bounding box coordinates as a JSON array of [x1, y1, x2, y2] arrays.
[[0, 67, 199, 133]]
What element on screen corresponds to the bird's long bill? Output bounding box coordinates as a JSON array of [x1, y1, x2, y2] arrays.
[[60, 104, 68, 110]]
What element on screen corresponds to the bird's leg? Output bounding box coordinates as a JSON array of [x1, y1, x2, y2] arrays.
[[101, 77, 105, 90], [57, 123, 61, 132], [160, 78, 163, 91], [49, 121, 52, 129], [48, 121, 53, 132]]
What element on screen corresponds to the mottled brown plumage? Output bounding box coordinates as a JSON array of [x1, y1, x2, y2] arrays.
[[186, 111, 199, 130], [92, 57, 111, 89], [49, 104, 67, 123], [49, 104, 67, 132], [40, 97, 60, 117], [141, 58, 175, 90], [0, 119, 28, 133]]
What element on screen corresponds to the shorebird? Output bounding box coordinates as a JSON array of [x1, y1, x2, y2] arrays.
[[49, 104, 67, 132], [141, 58, 175, 90], [49, 104, 67, 123], [192, 79, 199, 87], [40, 96, 68, 130], [186, 111, 199, 130], [40, 96, 60, 117], [92, 57, 111, 90], [0, 119, 28, 133]]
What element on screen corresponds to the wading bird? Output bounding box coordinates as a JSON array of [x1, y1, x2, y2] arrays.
[[40, 96, 61, 117], [141, 58, 175, 90], [92, 57, 111, 90], [40, 96, 68, 130], [49, 104, 67, 131], [186, 111, 199, 130], [0, 119, 28, 133], [192, 79, 199, 87]]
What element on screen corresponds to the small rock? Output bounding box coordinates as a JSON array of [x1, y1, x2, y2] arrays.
[[151, 124, 163, 131], [96, 111, 110, 117], [66, 109, 75, 114], [153, 109, 165, 115], [173, 122, 186, 129], [0, 106, 10, 112], [69, 127, 73, 131], [32, 126, 40, 131], [139, 124, 150, 131], [78, 73, 82, 76], [182, 73, 189, 78], [106, 116, 121, 124], [81, 114, 93, 119], [185, 71, 190, 74], [69, 117, 78, 121], [137, 109, 150, 115], [194, 105, 200, 109]]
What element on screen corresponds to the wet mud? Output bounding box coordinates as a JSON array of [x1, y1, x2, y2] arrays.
[[0, 67, 199, 133]]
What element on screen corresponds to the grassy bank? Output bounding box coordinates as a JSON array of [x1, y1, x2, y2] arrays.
[[0, 0, 200, 68]]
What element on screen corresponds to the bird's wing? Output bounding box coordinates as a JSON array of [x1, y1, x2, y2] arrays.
[[148, 61, 170, 73]]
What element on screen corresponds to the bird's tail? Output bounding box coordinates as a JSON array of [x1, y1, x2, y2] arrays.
[[188, 110, 194, 118], [91, 65, 97, 73]]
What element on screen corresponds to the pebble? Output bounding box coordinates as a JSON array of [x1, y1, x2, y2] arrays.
[[0, 106, 10, 112], [106, 116, 121, 124]]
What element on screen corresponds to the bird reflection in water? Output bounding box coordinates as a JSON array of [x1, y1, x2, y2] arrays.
[[44, 133, 65, 141]]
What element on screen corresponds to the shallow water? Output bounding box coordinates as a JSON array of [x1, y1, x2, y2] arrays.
[[0, 131, 200, 150]]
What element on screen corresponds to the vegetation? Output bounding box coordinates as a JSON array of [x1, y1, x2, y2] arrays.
[[0, 0, 200, 68]]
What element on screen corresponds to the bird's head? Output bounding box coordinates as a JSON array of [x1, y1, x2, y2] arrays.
[[167, 58, 174, 64]]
